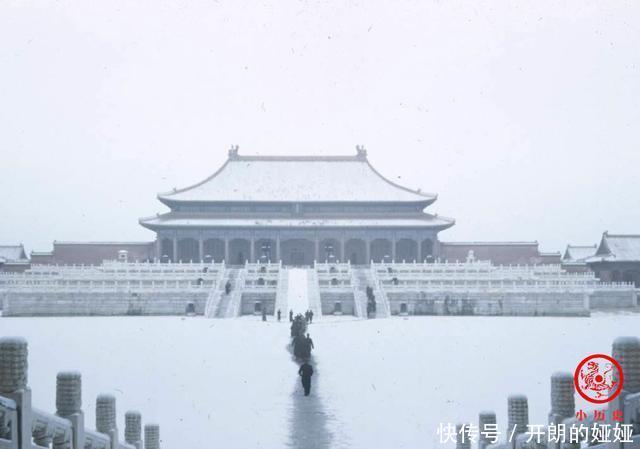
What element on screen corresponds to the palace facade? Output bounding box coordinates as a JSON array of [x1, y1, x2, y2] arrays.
[[139, 147, 455, 265]]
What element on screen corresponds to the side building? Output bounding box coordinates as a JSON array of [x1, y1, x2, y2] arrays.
[[139, 148, 455, 265], [0, 245, 30, 272], [439, 241, 561, 265], [587, 232, 640, 287]]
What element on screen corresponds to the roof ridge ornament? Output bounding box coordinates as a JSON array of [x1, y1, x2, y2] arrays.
[[228, 145, 239, 159], [355, 145, 367, 159]]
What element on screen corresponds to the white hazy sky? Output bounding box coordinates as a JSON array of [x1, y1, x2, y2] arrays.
[[1, 1, 639, 253]]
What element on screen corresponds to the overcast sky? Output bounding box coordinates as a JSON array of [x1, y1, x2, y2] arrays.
[[1, 1, 639, 253]]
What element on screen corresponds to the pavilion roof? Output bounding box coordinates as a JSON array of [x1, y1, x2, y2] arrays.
[[562, 244, 597, 263], [139, 214, 454, 230], [587, 232, 640, 263], [0, 244, 28, 263], [158, 149, 436, 204]]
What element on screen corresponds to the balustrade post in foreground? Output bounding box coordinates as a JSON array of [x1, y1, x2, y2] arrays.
[[0, 337, 32, 449], [96, 394, 118, 449], [125, 410, 143, 449], [507, 394, 528, 449], [56, 371, 85, 449], [144, 424, 160, 449], [478, 411, 496, 449]]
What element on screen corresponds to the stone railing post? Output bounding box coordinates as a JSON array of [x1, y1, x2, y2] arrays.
[[478, 411, 496, 449], [56, 371, 85, 449], [610, 336, 640, 447], [125, 410, 143, 449], [0, 337, 32, 449], [548, 372, 575, 426], [455, 423, 471, 449], [96, 394, 118, 449], [144, 424, 160, 449], [507, 394, 528, 449]]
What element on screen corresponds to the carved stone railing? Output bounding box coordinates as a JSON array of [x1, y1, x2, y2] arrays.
[[453, 336, 640, 449], [0, 338, 160, 449]]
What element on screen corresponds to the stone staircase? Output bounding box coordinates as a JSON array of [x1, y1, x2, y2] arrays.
[[224, 268, 246, 318], [351, 267, 390, 318], [209, 268, 245, 318], [306, 269, 322, 319], [204, 266, 227, 318]]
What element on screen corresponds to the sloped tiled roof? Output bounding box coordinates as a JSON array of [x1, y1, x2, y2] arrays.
[[140, 215, 454, 230], [0, 245, 28, 263], [158, 150, 436, 204], [587, 233, 640, 263], [562, 244, 597, 263]]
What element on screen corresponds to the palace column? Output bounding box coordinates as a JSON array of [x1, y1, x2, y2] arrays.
[[391, 236, 396, 262], [172, 238, 178, 262], [155, 239, 161, 262], [365, 238, 371, 264], [224, 238, 229, 263], [417, 239, 422, 263], [250, 236, 255, 263], [198, 238, 204, 262], [275, 234, 281, 262], [314, 239, 320, 263], [340, 238, 345, 263]]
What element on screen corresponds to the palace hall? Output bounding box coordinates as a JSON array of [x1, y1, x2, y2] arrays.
[[139, 147, 455, 265]]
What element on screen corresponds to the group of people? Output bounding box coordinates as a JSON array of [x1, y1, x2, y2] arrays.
[[289, 312, 316, 396]]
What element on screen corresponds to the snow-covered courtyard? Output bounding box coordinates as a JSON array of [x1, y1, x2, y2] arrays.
[[1, 312, 638, 449]]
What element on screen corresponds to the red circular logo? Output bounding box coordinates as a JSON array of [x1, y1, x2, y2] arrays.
[[574, 354, 624, 404]]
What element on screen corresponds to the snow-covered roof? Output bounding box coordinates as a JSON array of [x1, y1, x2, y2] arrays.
[[562, 244, 597, 263], [440, 241, 538, 247], [0, 245, 28, 263], [140, 215, 454, 230], [587, 233, 640, 263], [158, 149, 436, 204]]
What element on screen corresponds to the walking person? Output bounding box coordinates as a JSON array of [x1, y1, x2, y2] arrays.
[[309, 310, 314, 324], [306, 333, 314, 351], [298, 361, 314, 396], [289, 309, 294, 322], [277, 309, 282, 322]]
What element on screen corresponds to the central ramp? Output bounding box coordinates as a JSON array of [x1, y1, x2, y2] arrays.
[[287, 268, 310, 315]]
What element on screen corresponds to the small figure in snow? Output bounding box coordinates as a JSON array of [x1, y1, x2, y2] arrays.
[[306, 333, 314, 351], [277, 309, 282, 322], [225, 281, 232, 295], [289, 309, 294, 322], [308, 310, 314, 324], [262, 308, 267, 322], [298, 362, 314, 396]]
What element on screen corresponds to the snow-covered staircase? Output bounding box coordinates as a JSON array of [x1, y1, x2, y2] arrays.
[[351, 267, 390, 318], [274, 269, 289, 318], [209, 267, 246, 318], [204, 265, 227, 318], [287, 268, 309, 315], [369, 267, 391, 318], [224, 268, 245, 317], [307, 269, 322, 319]]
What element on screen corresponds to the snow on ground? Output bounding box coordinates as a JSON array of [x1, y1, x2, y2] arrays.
[[1, 312, 639, 449]]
